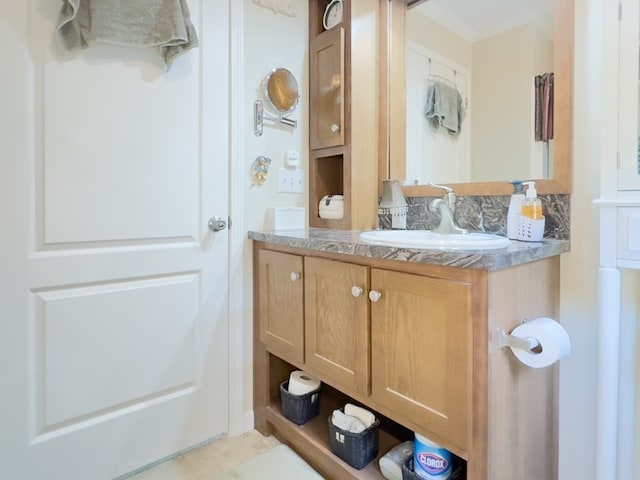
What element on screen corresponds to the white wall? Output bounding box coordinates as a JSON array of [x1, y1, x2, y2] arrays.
[[238, 0, 309, 426], [471, 26, 553, 182]]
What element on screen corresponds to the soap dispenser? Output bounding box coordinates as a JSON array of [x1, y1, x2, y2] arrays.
[[506, 181, 525, 240], [521, 181, 543, 219]]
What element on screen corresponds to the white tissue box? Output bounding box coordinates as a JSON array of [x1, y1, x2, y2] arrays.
[[265, 207, 305, 230]]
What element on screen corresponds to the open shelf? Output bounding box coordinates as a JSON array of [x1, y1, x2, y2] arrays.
[[266, 396, 406, 480]]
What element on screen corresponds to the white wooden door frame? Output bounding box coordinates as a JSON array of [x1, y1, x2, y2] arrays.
[[228, 0, 252, 435]]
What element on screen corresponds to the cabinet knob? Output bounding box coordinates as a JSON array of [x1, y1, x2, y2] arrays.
[[290, 272, 301, 282], [351, 286, 363, 297], [330, 124, 340, 133], [368, 290, 382, 302]]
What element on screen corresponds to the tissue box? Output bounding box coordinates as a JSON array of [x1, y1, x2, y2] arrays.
[[265, 207, 305, 230]]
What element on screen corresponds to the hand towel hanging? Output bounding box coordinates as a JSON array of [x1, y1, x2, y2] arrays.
[[56, 0, 199, 70], [534, 72, 554, 141], [425, 80, 465, 135]]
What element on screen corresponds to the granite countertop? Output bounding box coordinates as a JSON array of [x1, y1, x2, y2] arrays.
[[248, 228, 570, 271]]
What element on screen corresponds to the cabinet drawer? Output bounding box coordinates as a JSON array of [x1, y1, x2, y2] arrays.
[[616, 207, 640, 263]]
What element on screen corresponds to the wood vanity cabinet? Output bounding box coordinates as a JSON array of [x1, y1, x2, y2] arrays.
[[254, 242, 559, 480]]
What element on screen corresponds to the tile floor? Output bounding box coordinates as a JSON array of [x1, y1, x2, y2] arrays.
[[127, 430, 282, 480]]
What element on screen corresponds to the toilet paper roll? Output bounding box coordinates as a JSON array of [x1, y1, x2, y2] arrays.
[[288, 371, 321, 395], [509, 317, 571, 368]]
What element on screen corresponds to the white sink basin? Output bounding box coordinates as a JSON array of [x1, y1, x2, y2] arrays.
[[359, 230, 511, 250]]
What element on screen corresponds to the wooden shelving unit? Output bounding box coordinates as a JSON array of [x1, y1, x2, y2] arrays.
[[308, 0, 379, 230]]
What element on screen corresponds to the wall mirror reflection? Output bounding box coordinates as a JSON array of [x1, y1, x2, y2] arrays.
[[382, 0, 573, 195], [405, 0, 554, 185]]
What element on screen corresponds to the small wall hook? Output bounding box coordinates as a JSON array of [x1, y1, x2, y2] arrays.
[[251, 155, 271, 186]]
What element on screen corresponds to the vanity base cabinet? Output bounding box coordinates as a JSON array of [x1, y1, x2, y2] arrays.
[[253, 242, 560, 480]]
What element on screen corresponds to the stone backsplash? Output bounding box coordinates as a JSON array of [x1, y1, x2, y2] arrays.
[[378, 194, 570, 240]]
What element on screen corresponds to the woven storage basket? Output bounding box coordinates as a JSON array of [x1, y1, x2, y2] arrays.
[[328, 411, 380, 470], [402, 456, 465, 480], [279, 380, 321, 425]]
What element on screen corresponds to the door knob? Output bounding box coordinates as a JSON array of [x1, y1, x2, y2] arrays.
[[208, 217, 227, 232], [290, 272, 301, 282], [351, 286, 363, 297]]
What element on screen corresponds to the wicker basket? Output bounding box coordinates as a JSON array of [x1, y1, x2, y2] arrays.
[[279, 380, 321, 425], [402, 456, 465, 480], [328, 411, 380, 470]]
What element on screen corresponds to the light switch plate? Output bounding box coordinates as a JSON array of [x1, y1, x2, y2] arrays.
[[278, 168, 304, 193]]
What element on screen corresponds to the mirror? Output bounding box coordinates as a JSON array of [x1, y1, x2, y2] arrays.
[[264, 67, 300, 114], [379, 0, 573, 195], [254, 68, 299, 136]]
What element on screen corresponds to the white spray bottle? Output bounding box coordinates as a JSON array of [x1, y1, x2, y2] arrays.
[[507, 181, 525, 240]]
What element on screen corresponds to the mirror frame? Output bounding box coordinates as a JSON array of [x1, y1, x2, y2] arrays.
[[263, 67, 300, 115], [378, 0, 574, 196]]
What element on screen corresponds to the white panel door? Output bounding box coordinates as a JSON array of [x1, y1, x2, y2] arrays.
[[0, 1, 229, 479]]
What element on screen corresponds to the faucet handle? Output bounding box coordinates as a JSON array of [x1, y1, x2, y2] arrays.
[[428, 182, 453, 194], [429, 183, 457, 211]]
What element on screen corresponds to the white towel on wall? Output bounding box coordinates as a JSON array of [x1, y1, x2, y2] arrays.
[[56, 0, 199, 70]]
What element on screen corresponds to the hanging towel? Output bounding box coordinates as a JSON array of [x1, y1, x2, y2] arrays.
[[56, 0, 199, 70], [425, 80, 465, 135], [534, 73, 554, 141]]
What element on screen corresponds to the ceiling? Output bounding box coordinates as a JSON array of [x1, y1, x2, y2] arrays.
[[412, 0, 554, 42]]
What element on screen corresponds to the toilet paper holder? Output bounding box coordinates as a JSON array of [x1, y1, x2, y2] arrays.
[[496, 327, 541, 352]]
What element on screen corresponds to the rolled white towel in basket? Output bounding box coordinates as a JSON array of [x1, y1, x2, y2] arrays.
[[344, 403, 376, 429], [331, 409, 366, 434]]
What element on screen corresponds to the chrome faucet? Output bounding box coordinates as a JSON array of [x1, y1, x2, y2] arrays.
[[428, 183, 468, 235]]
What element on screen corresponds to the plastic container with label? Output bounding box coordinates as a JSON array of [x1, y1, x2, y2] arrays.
[[413, 433, 452, 480]]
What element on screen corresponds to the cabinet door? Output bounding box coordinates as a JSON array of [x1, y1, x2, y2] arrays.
[[310, 28, 345, 150], [304, 257, 370, 396], [258, 250, 304, 365], [370, 269, 472, 452]]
